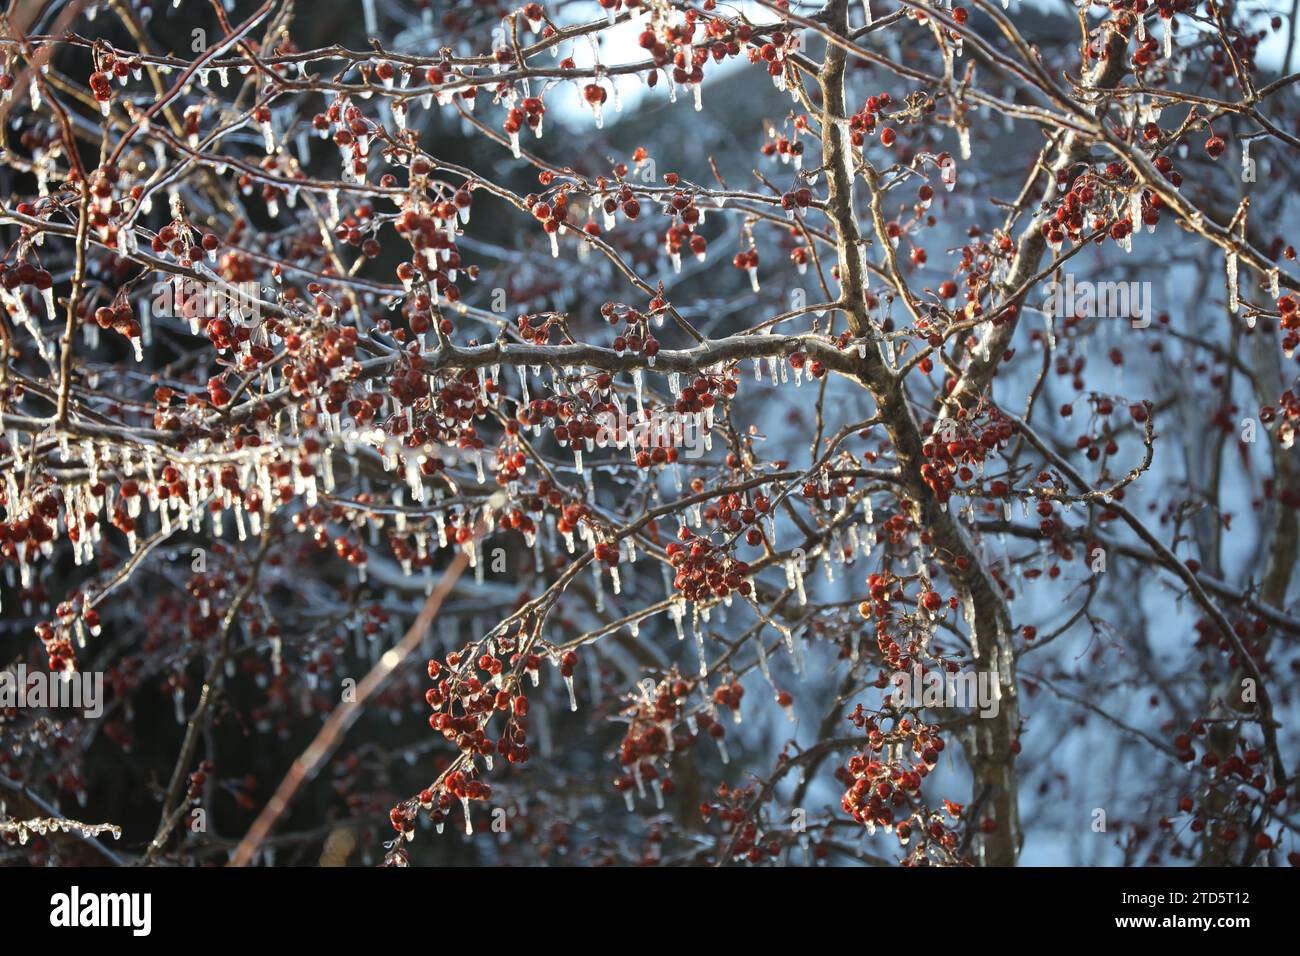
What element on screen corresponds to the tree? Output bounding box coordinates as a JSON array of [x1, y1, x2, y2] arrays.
[[0, 0, 1297, 868]]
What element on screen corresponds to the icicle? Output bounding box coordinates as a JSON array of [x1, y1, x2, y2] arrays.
[[940, 156, 957, 192], [563, 673, 578, 711], [791, 557, 807, 605], [1226, 251, 1239, 314], [670, 600, 686, 641], [591, 557, 604, 611], [694, 616, 708, 676]]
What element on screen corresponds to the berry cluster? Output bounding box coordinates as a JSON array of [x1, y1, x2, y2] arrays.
[[666, 528, 752, 602]]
